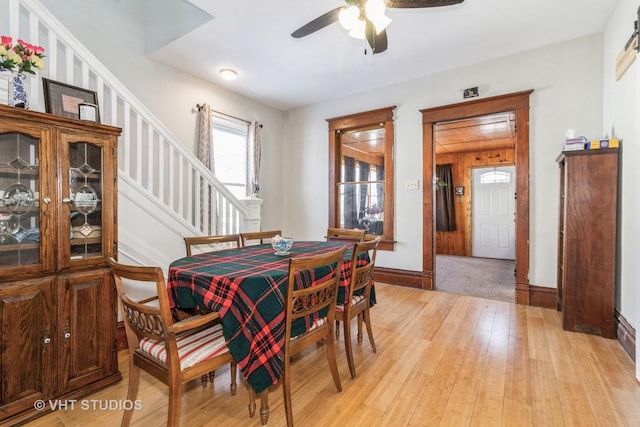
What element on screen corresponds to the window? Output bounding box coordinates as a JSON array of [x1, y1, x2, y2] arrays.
[[479, 170, 511, 184], [328, 106, 395, 250], [338, 154, 385, 234], [211, 116, 248, 199]]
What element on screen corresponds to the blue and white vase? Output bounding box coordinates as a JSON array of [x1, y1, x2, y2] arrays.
[[0, 67, 11, 105], [9, 72, 28, 109]]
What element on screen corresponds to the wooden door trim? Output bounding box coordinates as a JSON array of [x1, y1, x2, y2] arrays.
[[420, 90, 532, 304]]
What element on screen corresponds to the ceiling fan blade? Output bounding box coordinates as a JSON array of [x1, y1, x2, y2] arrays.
[[373, 29, 388, 54], [291, 7, 343, 38], [385, 0, 464, 8], [365, 21, 388, 55]]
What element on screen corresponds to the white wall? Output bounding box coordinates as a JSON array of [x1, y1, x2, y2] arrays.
[[39, 0, 286, 232], [284, 35, 604, 288], [602, 0, 639, 378]]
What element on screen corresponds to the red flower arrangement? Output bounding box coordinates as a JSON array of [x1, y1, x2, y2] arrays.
[[0, 36, 45, 74]]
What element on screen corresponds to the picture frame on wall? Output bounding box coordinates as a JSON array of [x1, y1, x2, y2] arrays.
[[42, 78, 100, 122]]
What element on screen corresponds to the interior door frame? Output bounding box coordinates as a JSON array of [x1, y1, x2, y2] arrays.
[[420, 90, 533, 304]]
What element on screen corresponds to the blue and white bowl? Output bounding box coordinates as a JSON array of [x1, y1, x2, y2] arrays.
[[271, 236, 293, 255]]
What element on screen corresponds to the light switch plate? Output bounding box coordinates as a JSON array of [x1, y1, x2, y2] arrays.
[[405, 179, 420, 190]]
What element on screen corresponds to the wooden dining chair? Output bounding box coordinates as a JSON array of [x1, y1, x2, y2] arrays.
[[107, 258, 237, 427], [183, 234, 240, 383], [325, 227, 365, 243], [282, 247, 346, 426], [248, 247, 346, 427], [335, 236, 381, 379], [184, 233, 240, 256], [239, 230, 282, 246]]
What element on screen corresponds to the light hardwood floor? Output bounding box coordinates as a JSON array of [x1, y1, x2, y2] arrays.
[[26, 283, 640, 426]]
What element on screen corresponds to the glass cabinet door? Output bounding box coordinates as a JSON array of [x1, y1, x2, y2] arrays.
[[0, 132, 41, 268], [67, 141, 103, 260]]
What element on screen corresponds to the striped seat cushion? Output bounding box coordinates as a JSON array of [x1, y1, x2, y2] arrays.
[[292, 317, 327, 340], [139, 322, 229, 370], [335, 294, 366, 312]]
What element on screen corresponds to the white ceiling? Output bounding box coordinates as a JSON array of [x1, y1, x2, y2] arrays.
[[146, 0, 619, 111]]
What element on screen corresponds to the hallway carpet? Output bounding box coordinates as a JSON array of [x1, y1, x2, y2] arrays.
[[435, 254, 515, 303]]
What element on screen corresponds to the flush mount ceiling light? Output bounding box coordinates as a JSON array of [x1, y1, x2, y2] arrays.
[[219, 69, 238, 80], [292, 0, 465, 55]]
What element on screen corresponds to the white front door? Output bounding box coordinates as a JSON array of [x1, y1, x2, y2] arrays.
[[472, 166, 515, 259]]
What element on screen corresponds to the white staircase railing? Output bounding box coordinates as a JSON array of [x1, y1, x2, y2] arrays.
[[6, 0, 248, 239]]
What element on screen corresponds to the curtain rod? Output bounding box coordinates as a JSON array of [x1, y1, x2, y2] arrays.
[[195, 104, 263, 128]]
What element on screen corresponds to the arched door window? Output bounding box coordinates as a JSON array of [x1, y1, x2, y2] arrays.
[[480, 170, 512, 184]]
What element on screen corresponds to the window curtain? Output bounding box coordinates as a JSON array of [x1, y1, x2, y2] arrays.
[[358, 161, 370, 223], [436, 164, 456, 232], [197, 104, 212, 169], [343, 156, 357, 229], [197, 103, 217, 233], [247, 120, 261, 197]]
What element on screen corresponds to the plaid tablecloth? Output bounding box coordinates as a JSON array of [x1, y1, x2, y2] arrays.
[[167, 241, 374, 393]]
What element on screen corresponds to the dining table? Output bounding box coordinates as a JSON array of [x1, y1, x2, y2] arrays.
[[166, 240, 375, 402]]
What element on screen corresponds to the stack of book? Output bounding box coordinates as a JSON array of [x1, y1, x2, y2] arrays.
[[563, 136, 587, 151]]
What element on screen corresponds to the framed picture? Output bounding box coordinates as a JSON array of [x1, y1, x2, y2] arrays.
[[42, 78, 100, 122], [78, 103, 100, 123]]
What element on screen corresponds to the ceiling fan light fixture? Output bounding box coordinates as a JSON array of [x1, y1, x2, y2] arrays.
[[365, 0, 385, 17], [292, 0, 464, 54], [365, 0, 391, 34], [348, 18, 366, 39], [219, 68, 238, 80], [370, 14, 391, 34], [339, 5, 360, 30]]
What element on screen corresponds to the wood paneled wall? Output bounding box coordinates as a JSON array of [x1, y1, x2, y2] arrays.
[[436, 148, 515, 256], [342, 145, 384, 167]]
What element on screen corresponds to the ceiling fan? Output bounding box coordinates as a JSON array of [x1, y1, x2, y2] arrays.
[[291, 0, 465, 55]]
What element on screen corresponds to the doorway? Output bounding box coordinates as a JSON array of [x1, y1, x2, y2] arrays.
[[434, 120, 516, 302], [421, 91, 532, 304]]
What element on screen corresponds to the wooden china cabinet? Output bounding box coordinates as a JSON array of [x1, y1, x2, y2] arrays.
[[0, 105, 122, 425], [556, 148, 619, 338]]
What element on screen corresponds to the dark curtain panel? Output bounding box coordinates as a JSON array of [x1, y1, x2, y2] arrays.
[[436, 164, 456, 232], [358, 161, 370, 223], [343, 156, 357, 229]]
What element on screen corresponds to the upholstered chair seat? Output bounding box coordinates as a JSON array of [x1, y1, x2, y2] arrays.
[[139, 322, 230, 370]]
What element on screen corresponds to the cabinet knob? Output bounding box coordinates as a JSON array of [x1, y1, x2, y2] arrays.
[[43, 327, 51, 353], [63, 320, 71, 344], [62, 198, 71, 204], [43, 197, 51, 204]]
